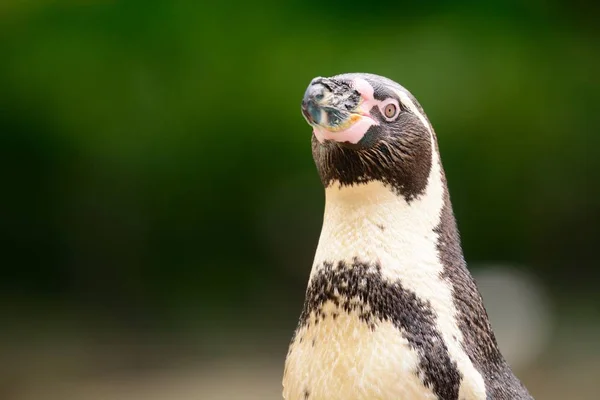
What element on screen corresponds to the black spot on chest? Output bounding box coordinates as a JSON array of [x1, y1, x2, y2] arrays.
[[297, 259, 461, 400]]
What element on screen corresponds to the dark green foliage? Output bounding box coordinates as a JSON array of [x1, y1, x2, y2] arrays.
[[0, 1, 598, 324]]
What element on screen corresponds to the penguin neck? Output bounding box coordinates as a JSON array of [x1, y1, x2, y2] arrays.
[[310, 151, 463, 285]]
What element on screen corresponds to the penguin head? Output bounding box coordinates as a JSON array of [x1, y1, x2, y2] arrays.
[[302, 73, 436, 202]]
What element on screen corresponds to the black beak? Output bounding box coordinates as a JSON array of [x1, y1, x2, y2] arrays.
[[301, 81, 330, 125]]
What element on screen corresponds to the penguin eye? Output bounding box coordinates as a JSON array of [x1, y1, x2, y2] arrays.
[[380, 100, 400, 121], [384, 104, 396, 118]]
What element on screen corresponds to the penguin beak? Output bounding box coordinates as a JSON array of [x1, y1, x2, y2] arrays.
[[301, 77, 378, 144], [301, 78, 362, 132]]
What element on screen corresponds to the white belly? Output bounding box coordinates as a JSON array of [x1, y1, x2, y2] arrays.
[[283, 301, 437, 400]]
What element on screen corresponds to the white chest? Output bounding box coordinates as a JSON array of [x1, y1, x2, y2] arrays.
[[283, 300, 438, 400]]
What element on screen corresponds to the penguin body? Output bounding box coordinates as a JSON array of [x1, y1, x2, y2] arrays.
[[282, 73, 533, 400]]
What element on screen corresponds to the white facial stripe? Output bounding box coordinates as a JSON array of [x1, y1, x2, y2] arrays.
[[394, 89, 431, 134]]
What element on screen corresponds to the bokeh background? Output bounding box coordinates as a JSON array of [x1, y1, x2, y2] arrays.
[[1, 1, 599, 399]]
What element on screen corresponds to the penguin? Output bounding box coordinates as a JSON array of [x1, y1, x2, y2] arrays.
[[282, 73, 533, 400]]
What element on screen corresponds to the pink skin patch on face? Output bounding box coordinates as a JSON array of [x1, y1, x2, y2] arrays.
[[312, 78, 379, 145]]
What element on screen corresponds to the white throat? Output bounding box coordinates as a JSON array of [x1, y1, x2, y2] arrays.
[[310, 143, 444, 283]]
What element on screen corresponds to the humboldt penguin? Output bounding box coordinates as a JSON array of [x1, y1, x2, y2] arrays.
[[282, 73, 533, 400]]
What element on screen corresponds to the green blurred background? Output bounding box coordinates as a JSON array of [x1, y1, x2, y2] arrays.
[[1, 1, 599, 399]]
